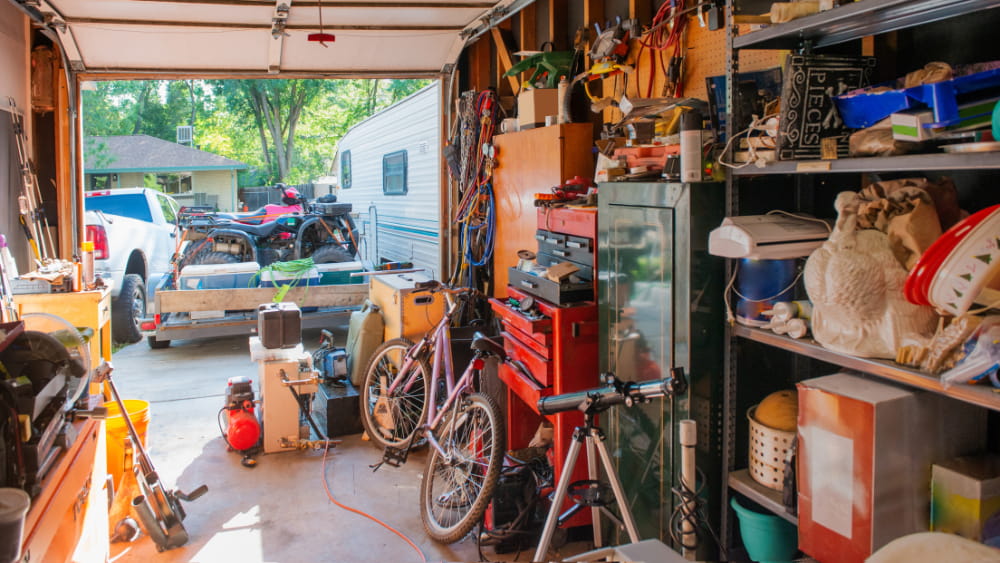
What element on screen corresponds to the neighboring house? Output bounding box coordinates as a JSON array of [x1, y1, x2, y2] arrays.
[[84, 135, 248, 211]]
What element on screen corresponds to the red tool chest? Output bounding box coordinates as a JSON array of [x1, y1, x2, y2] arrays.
[[490, 287, 598, 528]]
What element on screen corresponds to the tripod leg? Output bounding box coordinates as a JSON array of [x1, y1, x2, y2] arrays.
[[592, 428, 641, 543], [534, 435, 584, 563], [585, 434, 603, 548]]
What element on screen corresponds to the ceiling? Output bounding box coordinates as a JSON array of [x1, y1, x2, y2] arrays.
[[12, 0, 531, 78]]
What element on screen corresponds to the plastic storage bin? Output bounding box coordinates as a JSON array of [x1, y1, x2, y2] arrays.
[[178, 262, 260, 289], [315, 260, 364, 285]]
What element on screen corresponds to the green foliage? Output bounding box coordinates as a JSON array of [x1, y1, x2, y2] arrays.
[[82, 78, 432, 187]]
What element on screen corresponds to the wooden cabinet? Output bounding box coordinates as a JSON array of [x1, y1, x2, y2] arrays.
[[14, 287, 112, 370], [21, 418, 109, 563], [491, 123, 594, 297]]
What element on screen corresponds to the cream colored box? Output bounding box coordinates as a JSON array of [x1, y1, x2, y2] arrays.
[[517, 88, 559, 129]]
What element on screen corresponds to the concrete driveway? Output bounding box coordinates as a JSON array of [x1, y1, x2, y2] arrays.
[[105, 327, 590, 563]]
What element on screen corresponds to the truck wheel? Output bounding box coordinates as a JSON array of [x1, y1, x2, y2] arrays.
[[147, 336, 171, 349], [311, 246, 353, 263], [112, 274, 146, 344], [194, 251, 239, 265]]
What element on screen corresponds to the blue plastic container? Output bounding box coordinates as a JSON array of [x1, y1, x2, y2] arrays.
[[735, 258, 797, 327], [731, 497, 798, 563], [834, 67, 1000, 129]]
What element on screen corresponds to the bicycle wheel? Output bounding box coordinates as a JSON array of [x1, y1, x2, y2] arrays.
[[420, 392, 504, 543], [359, 338, 430, 450]]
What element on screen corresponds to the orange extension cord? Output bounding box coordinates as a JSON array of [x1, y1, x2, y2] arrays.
[[321, 443, 428, 563]]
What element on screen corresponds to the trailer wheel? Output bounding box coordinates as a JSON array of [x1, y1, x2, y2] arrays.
[[147, 336, 171, 349], [194, 251, 240, 265], [311, 246, 353, 263]]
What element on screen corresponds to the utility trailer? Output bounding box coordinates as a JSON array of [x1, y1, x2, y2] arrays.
[[143, 274, 368, 348]]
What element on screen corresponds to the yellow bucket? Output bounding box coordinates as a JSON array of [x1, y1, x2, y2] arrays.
[[103, 400, 150, 486]]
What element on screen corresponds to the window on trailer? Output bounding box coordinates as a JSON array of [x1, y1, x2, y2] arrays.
[[341, 150, 352, 188], [382, 150, 408, 195]]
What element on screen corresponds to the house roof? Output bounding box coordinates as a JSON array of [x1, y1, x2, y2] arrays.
[[84, 135, 249, 173]]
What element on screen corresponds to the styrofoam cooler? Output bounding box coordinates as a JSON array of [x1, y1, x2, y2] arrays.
[[259, 267, 320, 287], [178, 262, 261, 289], [315, 261, 364, 285]]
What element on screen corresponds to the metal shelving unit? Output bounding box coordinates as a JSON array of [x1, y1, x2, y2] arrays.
[[734, 0, 1000, 50], [728, 469, 797, 525], [721, 0, 1000, 556], [731, 151, 1000, 176], [735, 325, 1000, 412]]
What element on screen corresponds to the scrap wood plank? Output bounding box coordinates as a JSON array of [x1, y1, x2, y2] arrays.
[[158, 284, 368, 312]]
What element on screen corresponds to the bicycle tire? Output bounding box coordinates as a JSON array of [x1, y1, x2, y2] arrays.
[[359, 338, 430, 450], [419, 392, 504, 543]]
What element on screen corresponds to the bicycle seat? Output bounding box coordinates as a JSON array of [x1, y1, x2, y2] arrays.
[[470, 332, 506, 361]]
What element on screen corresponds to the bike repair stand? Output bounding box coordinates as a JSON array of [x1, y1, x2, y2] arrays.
[[533, 400, 640, 562]]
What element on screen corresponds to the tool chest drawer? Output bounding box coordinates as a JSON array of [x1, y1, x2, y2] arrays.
[[489, 297, 553, 339], [536, 252, 593, 281], [508, 268, 593, 306], [498, 362, 552, 411], [501, 321, 551, 359], [501, 331, 554, 387], [534, 229, 567, 246], [537, 207, 597, 239], [536, 230, 594, 265]]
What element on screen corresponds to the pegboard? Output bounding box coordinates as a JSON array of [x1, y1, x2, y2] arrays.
[[618, 20, 785, 104]]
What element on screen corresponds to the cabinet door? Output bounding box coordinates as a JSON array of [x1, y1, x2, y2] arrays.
[[602, 203, 675, 383], [491, 123, 593, 297]]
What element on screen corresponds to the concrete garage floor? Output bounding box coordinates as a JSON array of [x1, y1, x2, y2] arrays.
[[106, 326, 593, 563]]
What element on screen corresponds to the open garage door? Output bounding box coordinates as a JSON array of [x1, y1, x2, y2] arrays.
[[11, 0, 532, 78]]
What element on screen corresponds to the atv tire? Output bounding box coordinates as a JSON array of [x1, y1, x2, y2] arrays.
[[310, 246, 353, 264]]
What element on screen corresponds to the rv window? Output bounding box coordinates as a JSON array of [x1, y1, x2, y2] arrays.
[[382, 150, 408, 195], [341, 150, 352, 189]]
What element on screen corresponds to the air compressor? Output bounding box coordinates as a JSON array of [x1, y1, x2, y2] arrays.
[[221, 375, 261, 466]]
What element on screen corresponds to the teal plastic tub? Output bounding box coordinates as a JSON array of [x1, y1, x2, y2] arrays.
[[730, 496, 798, 563]]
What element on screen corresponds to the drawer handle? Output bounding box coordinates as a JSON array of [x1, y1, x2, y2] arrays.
[[414, 296, 434, 306], [566, 241, 587, 249], [553, 249, 569, 257], [545, 238, 560, 244], [519, 279, 538, 289]]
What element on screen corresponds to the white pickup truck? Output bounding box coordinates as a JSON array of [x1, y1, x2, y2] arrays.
[[84, 187, 180, 343]]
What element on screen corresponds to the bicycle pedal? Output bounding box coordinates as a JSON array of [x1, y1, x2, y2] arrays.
[[381, 444, 410, 467]]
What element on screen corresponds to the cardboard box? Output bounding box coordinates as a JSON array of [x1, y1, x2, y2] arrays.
[[517, 88, 559, 129], [796, 373, 986, 563], [932, 455, 1000, 541], [890, 97, 999, 141]]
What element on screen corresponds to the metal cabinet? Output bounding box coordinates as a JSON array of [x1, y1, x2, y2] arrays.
[[597, 181, 725, 555]]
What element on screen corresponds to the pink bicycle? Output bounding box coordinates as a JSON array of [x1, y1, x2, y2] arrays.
[[359, 281, 506, 543]]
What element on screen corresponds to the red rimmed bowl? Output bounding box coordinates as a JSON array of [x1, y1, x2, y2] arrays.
[[905, 204, 1000, 309]]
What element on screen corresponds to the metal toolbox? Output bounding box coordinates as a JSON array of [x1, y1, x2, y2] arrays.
[[507, 267, 592, 306]]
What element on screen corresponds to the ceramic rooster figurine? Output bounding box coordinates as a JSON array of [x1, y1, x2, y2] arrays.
[[804, 191, 938, 359]]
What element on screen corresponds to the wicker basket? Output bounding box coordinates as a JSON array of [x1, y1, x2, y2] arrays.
[[747, 406, 795, 491]]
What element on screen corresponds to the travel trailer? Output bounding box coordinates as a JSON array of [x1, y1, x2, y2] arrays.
[[332, 81, 443, 278]]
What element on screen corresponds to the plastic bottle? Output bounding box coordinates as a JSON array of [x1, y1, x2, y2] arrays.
[[0, 235, 18, 279], [81, 241, 95, 290], [771, 300, 813, 323], [680, 110, 703, 183]]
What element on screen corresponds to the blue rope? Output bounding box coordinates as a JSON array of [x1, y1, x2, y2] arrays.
[[462, 183, 495, 268]]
